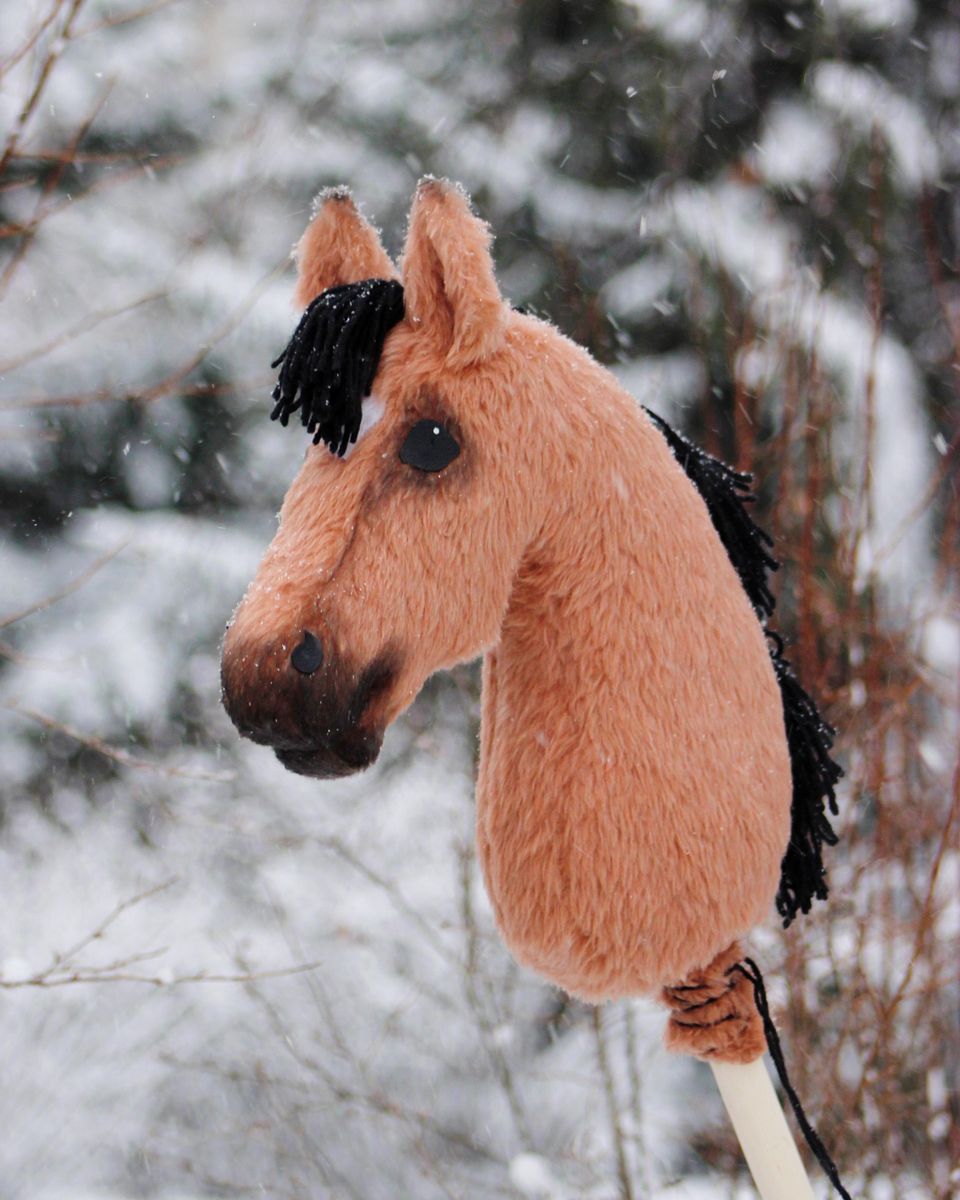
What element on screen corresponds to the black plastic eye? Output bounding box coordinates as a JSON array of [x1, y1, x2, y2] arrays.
[[399, 419, 460, 472]]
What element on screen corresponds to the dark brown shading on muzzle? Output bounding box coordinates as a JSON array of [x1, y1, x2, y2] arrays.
[[220, 627, 398, 778]]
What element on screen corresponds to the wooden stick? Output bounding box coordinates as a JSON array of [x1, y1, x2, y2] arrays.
[[711, 1058, 816, 1200]]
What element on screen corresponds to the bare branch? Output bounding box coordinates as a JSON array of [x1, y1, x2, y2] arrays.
[[0, 151, 185, 305], [0, 961, 326, 990], [51, 877, 178, 969], [458, 837, 533, 1148], [0, 0, 63, 82], [74, 0, 186, 38], [0, 260, 284, 411], [0, 637, 37, 664], [0, 77, 115, 294], [0, 290, 167, 375], [593, 1005, 637, 1200], [239, 981, 506, 1169], [0, 877, 327, 991], [0, 374, 266, 412], [5, 702, 236, 783], [0, 427, 60, 442], [312, 833, 461, 967], [0, 542, 126, 629], [0, 374, 268, 412], [623, 1004, 652, 1198], [0, 0, 88, 179]]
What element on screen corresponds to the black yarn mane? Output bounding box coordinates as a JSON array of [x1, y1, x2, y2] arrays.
[[644, 409, 842, 927], [270, 278, 404, 456]]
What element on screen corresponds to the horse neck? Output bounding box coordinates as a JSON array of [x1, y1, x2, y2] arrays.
[[480, 363, 660, 766], [474, 349, 792, 998]]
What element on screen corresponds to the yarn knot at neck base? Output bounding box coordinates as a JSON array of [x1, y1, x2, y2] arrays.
[[662, 942, 766, 1064]]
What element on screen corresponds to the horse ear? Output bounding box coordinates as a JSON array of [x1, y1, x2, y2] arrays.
[[401, 178, 505, 367], [294, 187, 398, 308]]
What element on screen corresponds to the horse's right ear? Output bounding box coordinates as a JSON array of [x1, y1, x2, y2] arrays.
[[401, 178, 505, 368], [294, 187, 398, 308]]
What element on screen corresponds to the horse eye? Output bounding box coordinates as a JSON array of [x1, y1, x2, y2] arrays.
[[399, 419, 460, 472]]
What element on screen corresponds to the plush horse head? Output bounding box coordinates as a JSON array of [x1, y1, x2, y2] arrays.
[[221, 180, 840, 1059]]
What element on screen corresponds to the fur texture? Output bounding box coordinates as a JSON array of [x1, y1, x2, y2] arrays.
[[294, 187, 397, 308], [221, 180, 793, 1048], [661, 941, 767, 1063]]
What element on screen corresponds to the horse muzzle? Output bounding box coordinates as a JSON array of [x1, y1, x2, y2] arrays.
[[220, 626, 396, 778], [273, 733, 383, 779]]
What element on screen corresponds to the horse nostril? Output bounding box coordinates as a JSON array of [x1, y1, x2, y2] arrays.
[[291, 631, 324, 675]]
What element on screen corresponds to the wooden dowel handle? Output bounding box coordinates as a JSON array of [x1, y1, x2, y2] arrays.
[[711, 1058, 816, 1200]]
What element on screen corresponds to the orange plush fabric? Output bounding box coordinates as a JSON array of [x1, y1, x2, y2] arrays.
[[661, 941, 767, 1063], [294, 186, 398, 307], [221, 180, 792, 1060]]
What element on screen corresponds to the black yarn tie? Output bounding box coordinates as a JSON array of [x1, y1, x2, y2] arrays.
[[728, 958, 854, 1200]]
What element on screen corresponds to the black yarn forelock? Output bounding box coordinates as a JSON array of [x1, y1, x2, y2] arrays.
[[270, 277, 405, 456]]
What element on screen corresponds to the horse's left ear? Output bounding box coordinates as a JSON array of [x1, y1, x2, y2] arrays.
[[401, 178, 506, 368], [294, 187, 398, 308]]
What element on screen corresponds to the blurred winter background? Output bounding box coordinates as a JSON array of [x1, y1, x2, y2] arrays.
[[1, 0, 958, 1197]]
